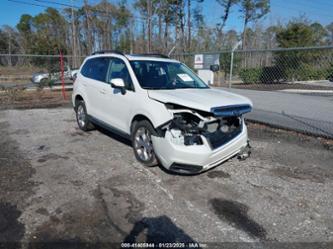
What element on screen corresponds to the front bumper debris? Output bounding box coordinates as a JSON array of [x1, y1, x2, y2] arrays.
[[151, 124, 248, 173]]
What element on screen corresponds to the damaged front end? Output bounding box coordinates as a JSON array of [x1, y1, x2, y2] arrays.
[[151, 103, 252, 173]]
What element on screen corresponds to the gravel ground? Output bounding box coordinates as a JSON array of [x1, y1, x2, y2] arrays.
[[0, 108, 333, 248]]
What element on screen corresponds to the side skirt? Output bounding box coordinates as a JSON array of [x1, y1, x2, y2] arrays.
[[88, 115, 131, 140]]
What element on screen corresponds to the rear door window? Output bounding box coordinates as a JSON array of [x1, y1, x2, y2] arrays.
[[81, 57, 110, 82]]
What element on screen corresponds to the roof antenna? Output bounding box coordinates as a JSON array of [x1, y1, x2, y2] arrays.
[[168, 46, 176, 57]]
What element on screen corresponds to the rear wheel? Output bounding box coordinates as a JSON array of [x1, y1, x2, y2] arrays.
[[132, 120, 158, 167], [39, 78, 49, 87], [75, 100, 94, 131]]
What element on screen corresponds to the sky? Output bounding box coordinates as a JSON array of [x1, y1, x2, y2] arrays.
[[0, 0, 332, 31]]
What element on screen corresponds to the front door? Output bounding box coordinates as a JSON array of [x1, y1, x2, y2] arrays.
[[102, 57, 135, 134]]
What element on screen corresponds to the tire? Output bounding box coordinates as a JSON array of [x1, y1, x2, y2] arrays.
[[132, 120, 158, 167], [40, 78, 49, 85], [75, 100, 94, 131]]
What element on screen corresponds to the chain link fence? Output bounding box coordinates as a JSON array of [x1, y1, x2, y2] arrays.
[[1, 48, 333, 138], [174, 46, 333, 90], [2, 46, 332, 89], [174, 46, 333, 139], [232, 46, 333, 87]]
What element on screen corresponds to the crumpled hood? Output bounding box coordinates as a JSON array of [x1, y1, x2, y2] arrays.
[[148, 88, 253, 113]]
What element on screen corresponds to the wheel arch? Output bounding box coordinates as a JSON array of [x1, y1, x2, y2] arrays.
[[130, 114, 155, 134], [74, 94, 84, 110]]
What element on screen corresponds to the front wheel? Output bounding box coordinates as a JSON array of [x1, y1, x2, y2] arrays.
[[132, 120, 158, 167]]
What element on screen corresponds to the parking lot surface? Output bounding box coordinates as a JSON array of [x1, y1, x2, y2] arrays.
[[226, 88, 333, 138], [0, 107, 333, 246]]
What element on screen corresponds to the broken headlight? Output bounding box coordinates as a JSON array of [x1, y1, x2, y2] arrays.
[[166, 111, 242, 148], [169, 112, 204, 146]]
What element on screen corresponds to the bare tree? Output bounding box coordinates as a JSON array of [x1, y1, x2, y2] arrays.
[[187, 0, 191, 50], [215, 0, 239, 50], [216, 0, 238, 32], [147, 0, 152, 52]]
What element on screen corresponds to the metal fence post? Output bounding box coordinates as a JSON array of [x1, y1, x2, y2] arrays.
[[229, 50, 234, 88], [229, 41, 242, 88]]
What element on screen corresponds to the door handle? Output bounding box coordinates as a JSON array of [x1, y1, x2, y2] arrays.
[[99, 89, 106, 94]]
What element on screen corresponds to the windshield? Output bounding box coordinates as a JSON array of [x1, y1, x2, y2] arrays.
[[129, 60, 209, 90]]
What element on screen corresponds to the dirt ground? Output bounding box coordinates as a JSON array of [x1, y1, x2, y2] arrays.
[[0, 107, 332, 248], [0, 89, 70, 110]]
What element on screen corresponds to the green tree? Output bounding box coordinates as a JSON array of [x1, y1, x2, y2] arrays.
[[310, 22, 328, 46], [239, 0, 270, 49], [275, 21, 328, 82], [276, 22, 315, 48], [16, 14, 33, 53], [325, 22, 333, 44]]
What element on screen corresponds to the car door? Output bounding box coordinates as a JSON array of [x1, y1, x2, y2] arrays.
[[80, 57, 111, 120], [102, 57, 136, 133]]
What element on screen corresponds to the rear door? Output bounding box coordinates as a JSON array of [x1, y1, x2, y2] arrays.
[[80, 57, 111, 120]]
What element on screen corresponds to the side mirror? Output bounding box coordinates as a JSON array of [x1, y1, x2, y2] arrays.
[[210, 64, 220, 72], [110, 78, 125, 89]]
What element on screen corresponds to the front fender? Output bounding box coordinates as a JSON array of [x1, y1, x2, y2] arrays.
[[129, 99, 173, 130]]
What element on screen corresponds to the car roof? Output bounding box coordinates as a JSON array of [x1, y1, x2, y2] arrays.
[[126, 54, 179, 63], [87, 53, 180, 63]]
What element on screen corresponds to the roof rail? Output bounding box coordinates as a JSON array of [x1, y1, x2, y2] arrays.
[[130, 53, 169, 59], [91, 50, 125, 56]]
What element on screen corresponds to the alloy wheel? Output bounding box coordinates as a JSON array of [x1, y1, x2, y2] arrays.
[[134, 127, 154, 162]]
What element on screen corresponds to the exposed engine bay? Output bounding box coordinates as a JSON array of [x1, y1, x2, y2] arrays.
[[157, 104, 246, 150]]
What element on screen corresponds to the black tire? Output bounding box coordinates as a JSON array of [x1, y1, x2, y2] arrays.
[[132, 120, 158, 167], [75, 100, 94, 131], [40, 78, 49, 85]]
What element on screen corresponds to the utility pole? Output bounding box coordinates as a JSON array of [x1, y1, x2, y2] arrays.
[[8, 32, 12, 67], [71, 0, 77, 68], [229, 40, 242, 88]]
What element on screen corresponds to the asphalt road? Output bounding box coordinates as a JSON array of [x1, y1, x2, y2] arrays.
[[0, 108, 332, 246], [225, 88, 333, 138]]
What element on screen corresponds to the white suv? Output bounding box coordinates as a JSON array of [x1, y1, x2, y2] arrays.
[[72, 51, 252, 174]]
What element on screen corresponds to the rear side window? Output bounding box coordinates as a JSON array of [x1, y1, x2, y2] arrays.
[[81, 57, 110, 82]]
